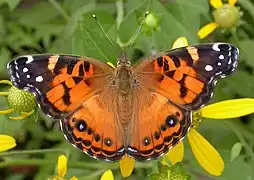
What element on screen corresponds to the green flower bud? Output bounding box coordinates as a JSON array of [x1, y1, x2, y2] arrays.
[[149, 162, 191, 180], [7, 86, 36, 113], [213, 4, 241, 28]]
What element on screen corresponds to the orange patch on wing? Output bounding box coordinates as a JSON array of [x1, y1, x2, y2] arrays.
[[71, 61, 83, 76], [85, 64, 94, 77], [46, 84, 65, 102], [65, 78, 76, 88], [52, 74, 70, 86], [54, 98, 68, 111], [183, 90, 197, 104], [184, 76, 204, 93], [173, 70, 183, 81], [163, 56, 177, 70]]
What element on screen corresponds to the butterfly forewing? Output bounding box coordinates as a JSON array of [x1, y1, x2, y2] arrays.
[[8, 55, 114, 119]]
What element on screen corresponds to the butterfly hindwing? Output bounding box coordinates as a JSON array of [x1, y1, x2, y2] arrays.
[[61, 94, 125, 161], [7, 55, 114, 119], [127, 91, 191, 160]]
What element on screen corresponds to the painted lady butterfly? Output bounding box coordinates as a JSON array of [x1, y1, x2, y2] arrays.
[[7, 43, 238, 161]]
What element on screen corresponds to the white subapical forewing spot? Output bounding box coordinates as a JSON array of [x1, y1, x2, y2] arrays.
[[218, 54, 224, 60], [212, 43, 223, 52], [23, 67, 29, 73], [26, 74, 31, 79], [35, 76, 43, 82], [25, 55, 34, 64], [205, 65, 213, 72]]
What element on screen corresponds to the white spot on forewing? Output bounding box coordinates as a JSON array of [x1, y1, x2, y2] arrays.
[[218, 54, 224, 60], [24, 55, 34, 64], [26, 74, 31, 79], [23, 67, 29, 73], [15, 72, 20, 78], [205, 65, 213, 71], [212, 43, 223, 51], [217, 62, 222, 66], [35, 76, 43, 82], [228, 58, 232, 64]]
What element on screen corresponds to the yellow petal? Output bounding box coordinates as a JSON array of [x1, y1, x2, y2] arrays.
[[210, 0, 223, 9], [200, 98, 254, 119], [0, 108, 14, 115], [70, 176, 79, 180], [188, 128, 224, 176], [120, 155, 135, 177], [172, 37, 188, 49], [57, 155, 67, 178], [162, 141, 184, 165], [0, 135, 16, 152], [198, 22, 218, 39], [228, 0, 237, 6], [107, 62, 115, 68], [100, 170, 114, 180]]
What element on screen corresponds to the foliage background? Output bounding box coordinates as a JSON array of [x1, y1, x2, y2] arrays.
[[0, 0, 253, 179]]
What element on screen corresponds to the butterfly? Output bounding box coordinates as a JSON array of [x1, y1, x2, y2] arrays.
[[7, 43, 238, 161]]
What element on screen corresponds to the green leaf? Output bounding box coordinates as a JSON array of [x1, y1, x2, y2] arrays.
[[0, 0, 20, 10], [230, 142, 243, 162], [238, 40, 254, 68], [72, 12, 120, 64]]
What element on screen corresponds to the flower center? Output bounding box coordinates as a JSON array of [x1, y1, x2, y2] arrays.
[[213, 4, 241, 28]]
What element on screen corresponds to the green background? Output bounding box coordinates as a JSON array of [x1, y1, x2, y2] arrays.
[[0, 0, 253, 179]]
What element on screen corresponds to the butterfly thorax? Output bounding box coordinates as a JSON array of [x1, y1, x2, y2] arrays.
[[115, 55, 134, 129]]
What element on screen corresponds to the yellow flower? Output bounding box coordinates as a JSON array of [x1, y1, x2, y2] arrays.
[[0, 80, 36, 120], [0, 134, 16, 152], [162, 38, 254, 176], [198, 0, 241, 39], [49, 155, 78, 180], [100, 170, 114, 180]]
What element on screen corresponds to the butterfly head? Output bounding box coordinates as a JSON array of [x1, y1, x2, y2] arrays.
[[117, 52, 131, 68]]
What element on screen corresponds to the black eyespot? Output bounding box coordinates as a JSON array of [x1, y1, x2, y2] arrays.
[[142, 137, 151, 146], [165, 115, 178, 127], [164, 136, 172, 142], [160, 124, 167, 131], [82, 140, 91, 146], [94, 134, 101, 142], [154, 131, 160, 140], [75, 120, 87, 132], [87, 128, 93, 135], [104, 138, 112, 147]]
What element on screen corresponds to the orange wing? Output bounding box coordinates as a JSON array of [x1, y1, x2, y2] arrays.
[[8, 55, 125, 160], [61, 94, 125, 161], [127, 89, 191, 160], [128, 43, 238, 160], [8, 55, 114, 119]]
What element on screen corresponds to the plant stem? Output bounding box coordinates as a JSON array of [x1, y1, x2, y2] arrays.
[[0, 149, 67, 157], [224, 121, 254, 159], [48, 0, 70, 21], [116, 0, 124, 47], [238, 0, 254, 22]]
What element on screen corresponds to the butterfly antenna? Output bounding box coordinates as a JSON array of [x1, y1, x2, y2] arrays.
[[129, 10, 149, 48], [92, 14, 122, 53]]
